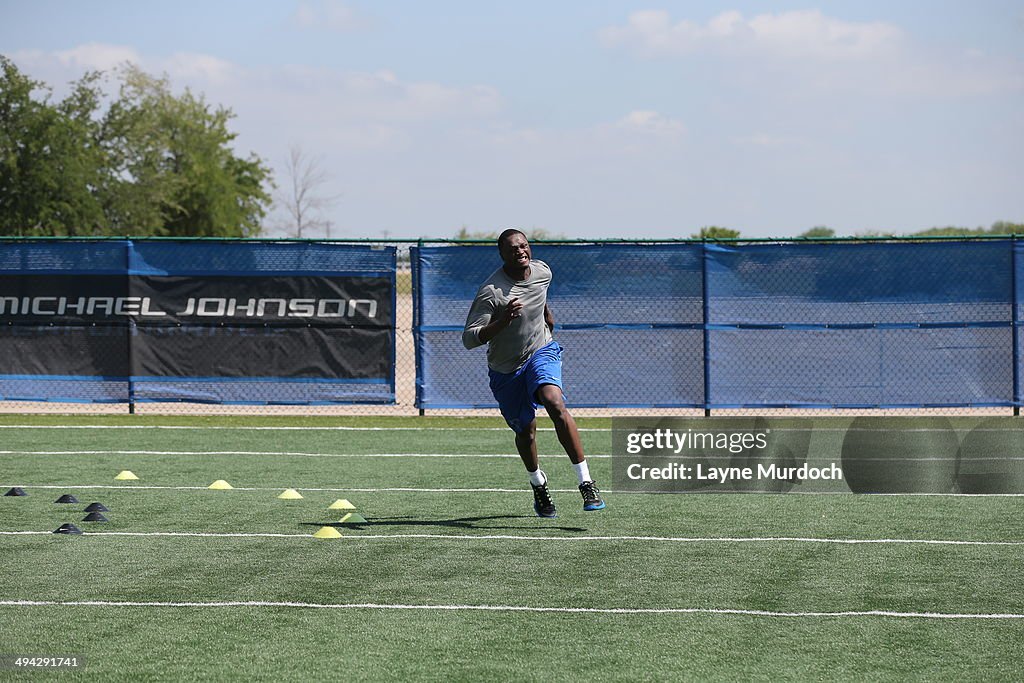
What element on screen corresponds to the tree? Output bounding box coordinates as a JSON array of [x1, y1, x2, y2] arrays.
[[0, 57, 108, 234], [692, 226, 741, 239], [990, 221, 1024, 235], [105, 66, 272, 237], [275, 143, 341, 238], [100, 68, 185, 234], [453, 226, 492, 239], [0, 57, 273, 237], [799, 226, 835, 238], [909, 225, 988, 237], [909, 221, 1024, 237], [0, 55, 55, 234], [452, 226, 566, 240]]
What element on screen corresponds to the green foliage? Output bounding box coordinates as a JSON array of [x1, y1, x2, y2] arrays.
[[911, 226, 991, 237], [854, 229, 899, 238], [0, 57, 272, 236], [692, 226, 741, 239], [910, 222, 1024, 237], [799, 226, 835, 238], [453, 226, 566, 240], [0, 58, 107, 234], [452, 225, 489, 239], [990, 221, 1024, 235]]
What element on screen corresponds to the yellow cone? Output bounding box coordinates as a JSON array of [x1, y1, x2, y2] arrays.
[[114, 470, 139, 481], [338, 512, 368, 524], [278, 488, 303, 500], [208, 480, 233, 490], [328, 499, 356, 510], [312, 526, 342, 539]]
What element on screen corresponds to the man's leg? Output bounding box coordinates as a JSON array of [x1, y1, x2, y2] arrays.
[[536, 383, 605, 511], [536, 384, 584, 464], [514, 420, 557, 518], [514, 420, 539, 473], [490, 367, 556, 518]]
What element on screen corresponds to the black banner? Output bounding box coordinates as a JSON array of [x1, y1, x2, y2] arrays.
[[0, 274, 393, 380]]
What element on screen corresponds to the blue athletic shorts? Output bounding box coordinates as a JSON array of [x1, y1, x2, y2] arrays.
[[488, 341, 564, 433]]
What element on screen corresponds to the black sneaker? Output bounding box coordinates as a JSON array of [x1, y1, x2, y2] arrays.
[[579, 481, 606, 511], [531, 480, 557, 518]]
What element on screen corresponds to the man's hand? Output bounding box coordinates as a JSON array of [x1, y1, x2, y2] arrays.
[[500, 297, 524, 325], [478, 297, 523, 344]]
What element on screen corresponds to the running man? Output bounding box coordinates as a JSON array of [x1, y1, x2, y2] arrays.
[[462, 229, 605, 517]]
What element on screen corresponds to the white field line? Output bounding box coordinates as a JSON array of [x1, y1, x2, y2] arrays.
[[2, 450, 1022, 462], [4, 483, 1024, 496], [0, 599, 1019, 620], [1, 425, 1021, 433], [0, 425, 604, 432], [2, 483, 536, 493], [0, 450, 612, 459], [2, 530, 1023, 546]]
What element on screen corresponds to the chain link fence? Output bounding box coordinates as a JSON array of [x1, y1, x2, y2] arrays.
[[0, 237, 1018, 417]]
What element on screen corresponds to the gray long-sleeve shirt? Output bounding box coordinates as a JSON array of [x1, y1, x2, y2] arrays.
[[462, 260, 554, 374]]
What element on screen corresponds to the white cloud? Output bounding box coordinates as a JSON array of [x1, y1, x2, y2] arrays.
[[249, 65, 502, 125], [14, 45, 237, 89], [599, 9, 1023, 98], [599, 9, 903, 60], [53, 43, 143, 71], [10, 46, 500, 129], [163, 53, 238, 85], [292, 0, 367, 33], [615, 110, 686, 139], [746, 10, 903, 60]]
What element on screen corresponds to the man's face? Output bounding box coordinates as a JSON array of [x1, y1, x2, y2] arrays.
[[500, 233, 531, 270]]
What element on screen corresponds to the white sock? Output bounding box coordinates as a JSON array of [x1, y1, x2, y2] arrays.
[[528, 469, 547, 487], [573, 460, 591, 485]]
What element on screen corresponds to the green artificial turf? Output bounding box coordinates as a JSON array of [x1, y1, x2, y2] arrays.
[[0, 415, 1021, 680]]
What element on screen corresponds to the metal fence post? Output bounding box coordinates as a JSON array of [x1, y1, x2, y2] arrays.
[[701, 240, 711, 417], [1013, 236, 1020, 416], [413, 239, 425, 417], [125, 238, 136, 415]]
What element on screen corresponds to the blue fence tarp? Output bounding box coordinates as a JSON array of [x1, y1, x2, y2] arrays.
[[0, 238, 1019, 410], [413, 244, 706, 409], [705, 241, 1013, 407], [414, 240, 1018, 409], [0, 240, 397, 405]]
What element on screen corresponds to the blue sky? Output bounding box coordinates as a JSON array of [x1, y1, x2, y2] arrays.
[[2, 1, 1022, 238]]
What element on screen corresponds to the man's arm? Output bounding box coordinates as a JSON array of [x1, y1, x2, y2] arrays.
[[463, 290, 524, 349], [478, 298, 523, 344], [544, 304, 554, 333]]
